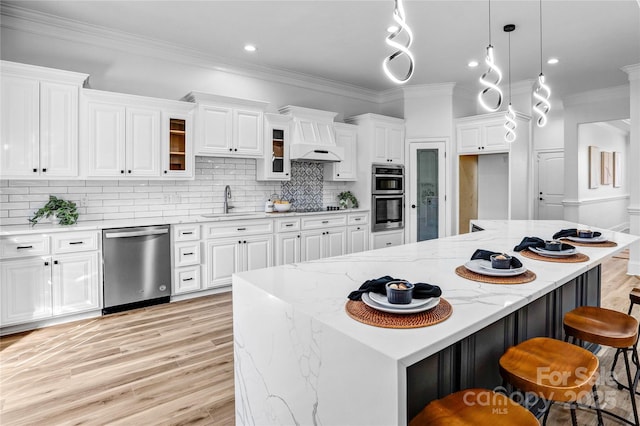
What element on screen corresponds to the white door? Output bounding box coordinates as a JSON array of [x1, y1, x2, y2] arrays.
[[301, 230, 323, 262], [0, 75, 39, 177], [234, 108, 263, 156], [408, 141, 446, 243], [39, 82, 78, 177], [243, 235, 273, 272], [347, 225, 368, 254], [275, 232, 301, 266], [206, 239, 240, 288], [51, 252, 100, 315], [126, 107, 160, 177], [0, 257, 52, 326], [325, 228, 346, 259], [86, 101, 126, 176], [537, 151, 565, 220]]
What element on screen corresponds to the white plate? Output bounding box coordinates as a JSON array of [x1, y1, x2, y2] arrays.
[[565, 235, 607, 243], [368, 291, 436, 309], [464, 259, 527, 277], [362, 293, 440, 314], [529, 246, 577, 258]]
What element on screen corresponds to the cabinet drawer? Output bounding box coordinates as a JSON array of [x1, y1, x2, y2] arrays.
[[173, 265, 202, 294], [372, 231, 404, 249], [175, 242, 200, 267], [301, 214, 347, 230], [52, 231, 99, 254], [275, 218, 300, 232], [0, 235, 50, 259], [173, 224, 200, 242], [204, 220, 273, 239], [347, 212, 368, 225]]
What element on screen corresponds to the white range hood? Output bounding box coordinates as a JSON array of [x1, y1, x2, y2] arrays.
[[278, 105, 344, 162]]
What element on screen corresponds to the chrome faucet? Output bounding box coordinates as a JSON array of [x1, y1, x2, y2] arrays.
[[224, 185, 234, 214]]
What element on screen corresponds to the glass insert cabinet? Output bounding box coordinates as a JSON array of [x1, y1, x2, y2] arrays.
[[257, 113, 291, 181], [162, 111, 193, 178]]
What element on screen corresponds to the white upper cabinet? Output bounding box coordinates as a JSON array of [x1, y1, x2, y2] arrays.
[[184, 92, 268, 158], [257, 113, 292, 181], [325, 122, 357, 181], [456, 112, 530, 154], [346, 113, 405, 165], [82, 89, 194, 178], [0, 61, 87, 179]]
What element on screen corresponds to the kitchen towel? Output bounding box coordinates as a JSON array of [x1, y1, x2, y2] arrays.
[[513, 237, 575, 252], [471, 249, 523, 269], [348, 275, 442, 301], [553, 228, 601, 240]]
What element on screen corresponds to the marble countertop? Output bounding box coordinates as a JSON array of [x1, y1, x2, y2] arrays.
[[233, 220, 639, 366], [0, 208, 369, 236]]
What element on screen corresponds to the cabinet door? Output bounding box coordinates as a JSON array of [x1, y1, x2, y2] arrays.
[[275, 232, 300, 266], [206, 239, 240, 288], [234, 108, 263, 156], [174, 266, 202, 294], [373, 125, 388, 163], [40, 82, 78, 177], [347, 225, 369, 254], [457, 126, 481, 153], [325, 228, 346, 259], [243, 234, 273, 272], [330, 126, 357, 180], [483, 122, 509, 152], [51, 252, 100, 315], [0, 257, 52, 326], [126, 107, 161, 176], [387, 126, 404, 163], [198, 104, 233, 155], [86, 101, 126, 176], [162, 111, 193, 177], [0, 75, 39, 177], [301, 230, 324, 262]]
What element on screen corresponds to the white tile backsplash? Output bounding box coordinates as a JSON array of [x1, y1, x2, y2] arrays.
[[0, 157, 352, 225]]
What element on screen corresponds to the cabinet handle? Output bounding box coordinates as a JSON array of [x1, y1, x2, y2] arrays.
[[337, 173, 340, 177], [42, 168, 47, 172], [17, 245, 33, 250], [238, 240, 242, 244], [354, 218, 361, 221], [164, 170, 168, 174], [44, 261, 49, 266], [69, 241, 84, 245], [184, 252, 194, 256], [357, 227, 360, 230], [237, 227, 246, 231], [54, 260, 59, 265], [229, 148, 233, 152], [285, 224, 293, 227], [183, 277, 193, 281], [128, 170, 132, 173], [243, 240, 247, 244], [182, 231, 193, 235], [286, 173, 289, 176], [322, 220, 329, 224], [33, 168, 38, 173], [121, 170, 125, 174], [386, 242, 392, 246], [234, 148, 238, 152], [297, 235, 300, 238]]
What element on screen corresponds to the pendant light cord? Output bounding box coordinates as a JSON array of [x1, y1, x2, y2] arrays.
[[488, 0, 492, 44], [539, 0, 543, 73], [508, 31, 512, 102]]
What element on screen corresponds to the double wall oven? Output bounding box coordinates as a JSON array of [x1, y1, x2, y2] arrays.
[[371, 164, 404, 232]]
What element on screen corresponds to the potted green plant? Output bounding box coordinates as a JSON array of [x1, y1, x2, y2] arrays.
[[29, 196, 79, 226], [337, 191, 359, 209]]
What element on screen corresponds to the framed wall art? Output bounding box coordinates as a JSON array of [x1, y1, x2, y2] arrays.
[[613, 151, 623, 187], [601, 151, 613, 185], [588, 146, 600, 189]]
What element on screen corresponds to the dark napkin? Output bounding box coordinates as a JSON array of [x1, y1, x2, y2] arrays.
[[347, 275, 442, 301], [552, 228, 601, 240], [471, 249, 523, 269], [513, 236, 575, 252]]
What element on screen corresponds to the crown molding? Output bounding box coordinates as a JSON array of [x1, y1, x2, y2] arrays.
[[563, 84, 630, 107], [401, 82, 456, 99], [0, 3, 381, 104], [377, 87, 404, 104], [622, 63, 640, 80]]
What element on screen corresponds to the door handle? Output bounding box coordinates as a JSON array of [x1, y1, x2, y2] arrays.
[[539, 197, 544, 201], [411, 204, 416, 209]]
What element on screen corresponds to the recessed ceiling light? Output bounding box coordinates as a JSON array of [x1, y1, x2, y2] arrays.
[[386, 25, 398, 33], [244, 44, 257, 52], [468, 60, 479, 68], [547, 57, 559, 65]]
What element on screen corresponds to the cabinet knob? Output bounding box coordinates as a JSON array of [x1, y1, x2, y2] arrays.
[[297, 235, 300, 238], [337, 173, 340, 177], [128, 170, 132, 174], [44, 261, 49, 266], [229, 148, 233, 151], [234, 148, 238, 152], [54, 260, 59, 265], [164, 170, 168, 174], [33, 168, 38, 173], [411, 204, 416, 209], [238, 240, 242, 244], [539, 197, 544, 201], [286, 173, 289, 176], [42, 168, 47, 172], [121, 170, 125, 174], [243, 240, 247, 244]]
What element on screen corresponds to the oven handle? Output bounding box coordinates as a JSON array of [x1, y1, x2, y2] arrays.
[[104, 228, 169, 239]]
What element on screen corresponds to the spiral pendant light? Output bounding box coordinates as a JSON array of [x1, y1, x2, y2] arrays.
[[478, 0, 503, 112], [382, 0, 415, 84], [533, 0, 551, 126], [503, 24, 517, 143]]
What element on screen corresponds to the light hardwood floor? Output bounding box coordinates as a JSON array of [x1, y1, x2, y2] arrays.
[[1, 253, 638, 425]]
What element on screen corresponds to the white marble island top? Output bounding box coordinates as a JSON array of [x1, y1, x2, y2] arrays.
[[232, 220, 639, 425]]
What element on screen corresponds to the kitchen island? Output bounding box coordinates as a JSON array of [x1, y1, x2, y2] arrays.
[[232, 220, 639, 425]]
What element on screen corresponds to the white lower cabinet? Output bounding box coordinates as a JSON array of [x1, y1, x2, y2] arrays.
[[0, 231, 101, 328], [275, 232, 301, 266], [372, 229, 405, 250], [301, 227, 346, 262], [347, 225, 369, 254], [174, 265, 202, 294], [206, 234, 273, 288]]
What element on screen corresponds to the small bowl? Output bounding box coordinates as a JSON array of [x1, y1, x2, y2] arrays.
[[577, 229, 594, 238], [490, 254, 512, 269], [385, 281, 414, 304], [273, 203, 291, 212], [544, 240, 563, 251]]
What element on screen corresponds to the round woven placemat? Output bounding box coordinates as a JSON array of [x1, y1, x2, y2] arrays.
[[345, 298, 453, 329], [558, 239, 618, 248], [520, 250, 590, 263], [455, 265, 537, 284]]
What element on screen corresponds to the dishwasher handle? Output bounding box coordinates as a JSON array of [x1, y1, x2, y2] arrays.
[[104, 228, 169, 239]]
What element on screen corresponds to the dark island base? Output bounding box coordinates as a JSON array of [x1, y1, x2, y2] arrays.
[[407, 265, 601, 420]]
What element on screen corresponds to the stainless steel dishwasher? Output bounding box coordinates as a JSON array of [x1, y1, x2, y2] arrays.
[[102, 225, 171, 314]]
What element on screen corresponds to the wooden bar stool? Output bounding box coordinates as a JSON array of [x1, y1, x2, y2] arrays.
[[409, 388, 539, 426], [499, 337, 601, 426], [611, 287, 640, 395], [564, 305, 639, 426]]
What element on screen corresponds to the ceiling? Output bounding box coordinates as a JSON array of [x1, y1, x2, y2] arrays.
[[3, 1, 640, 97]]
